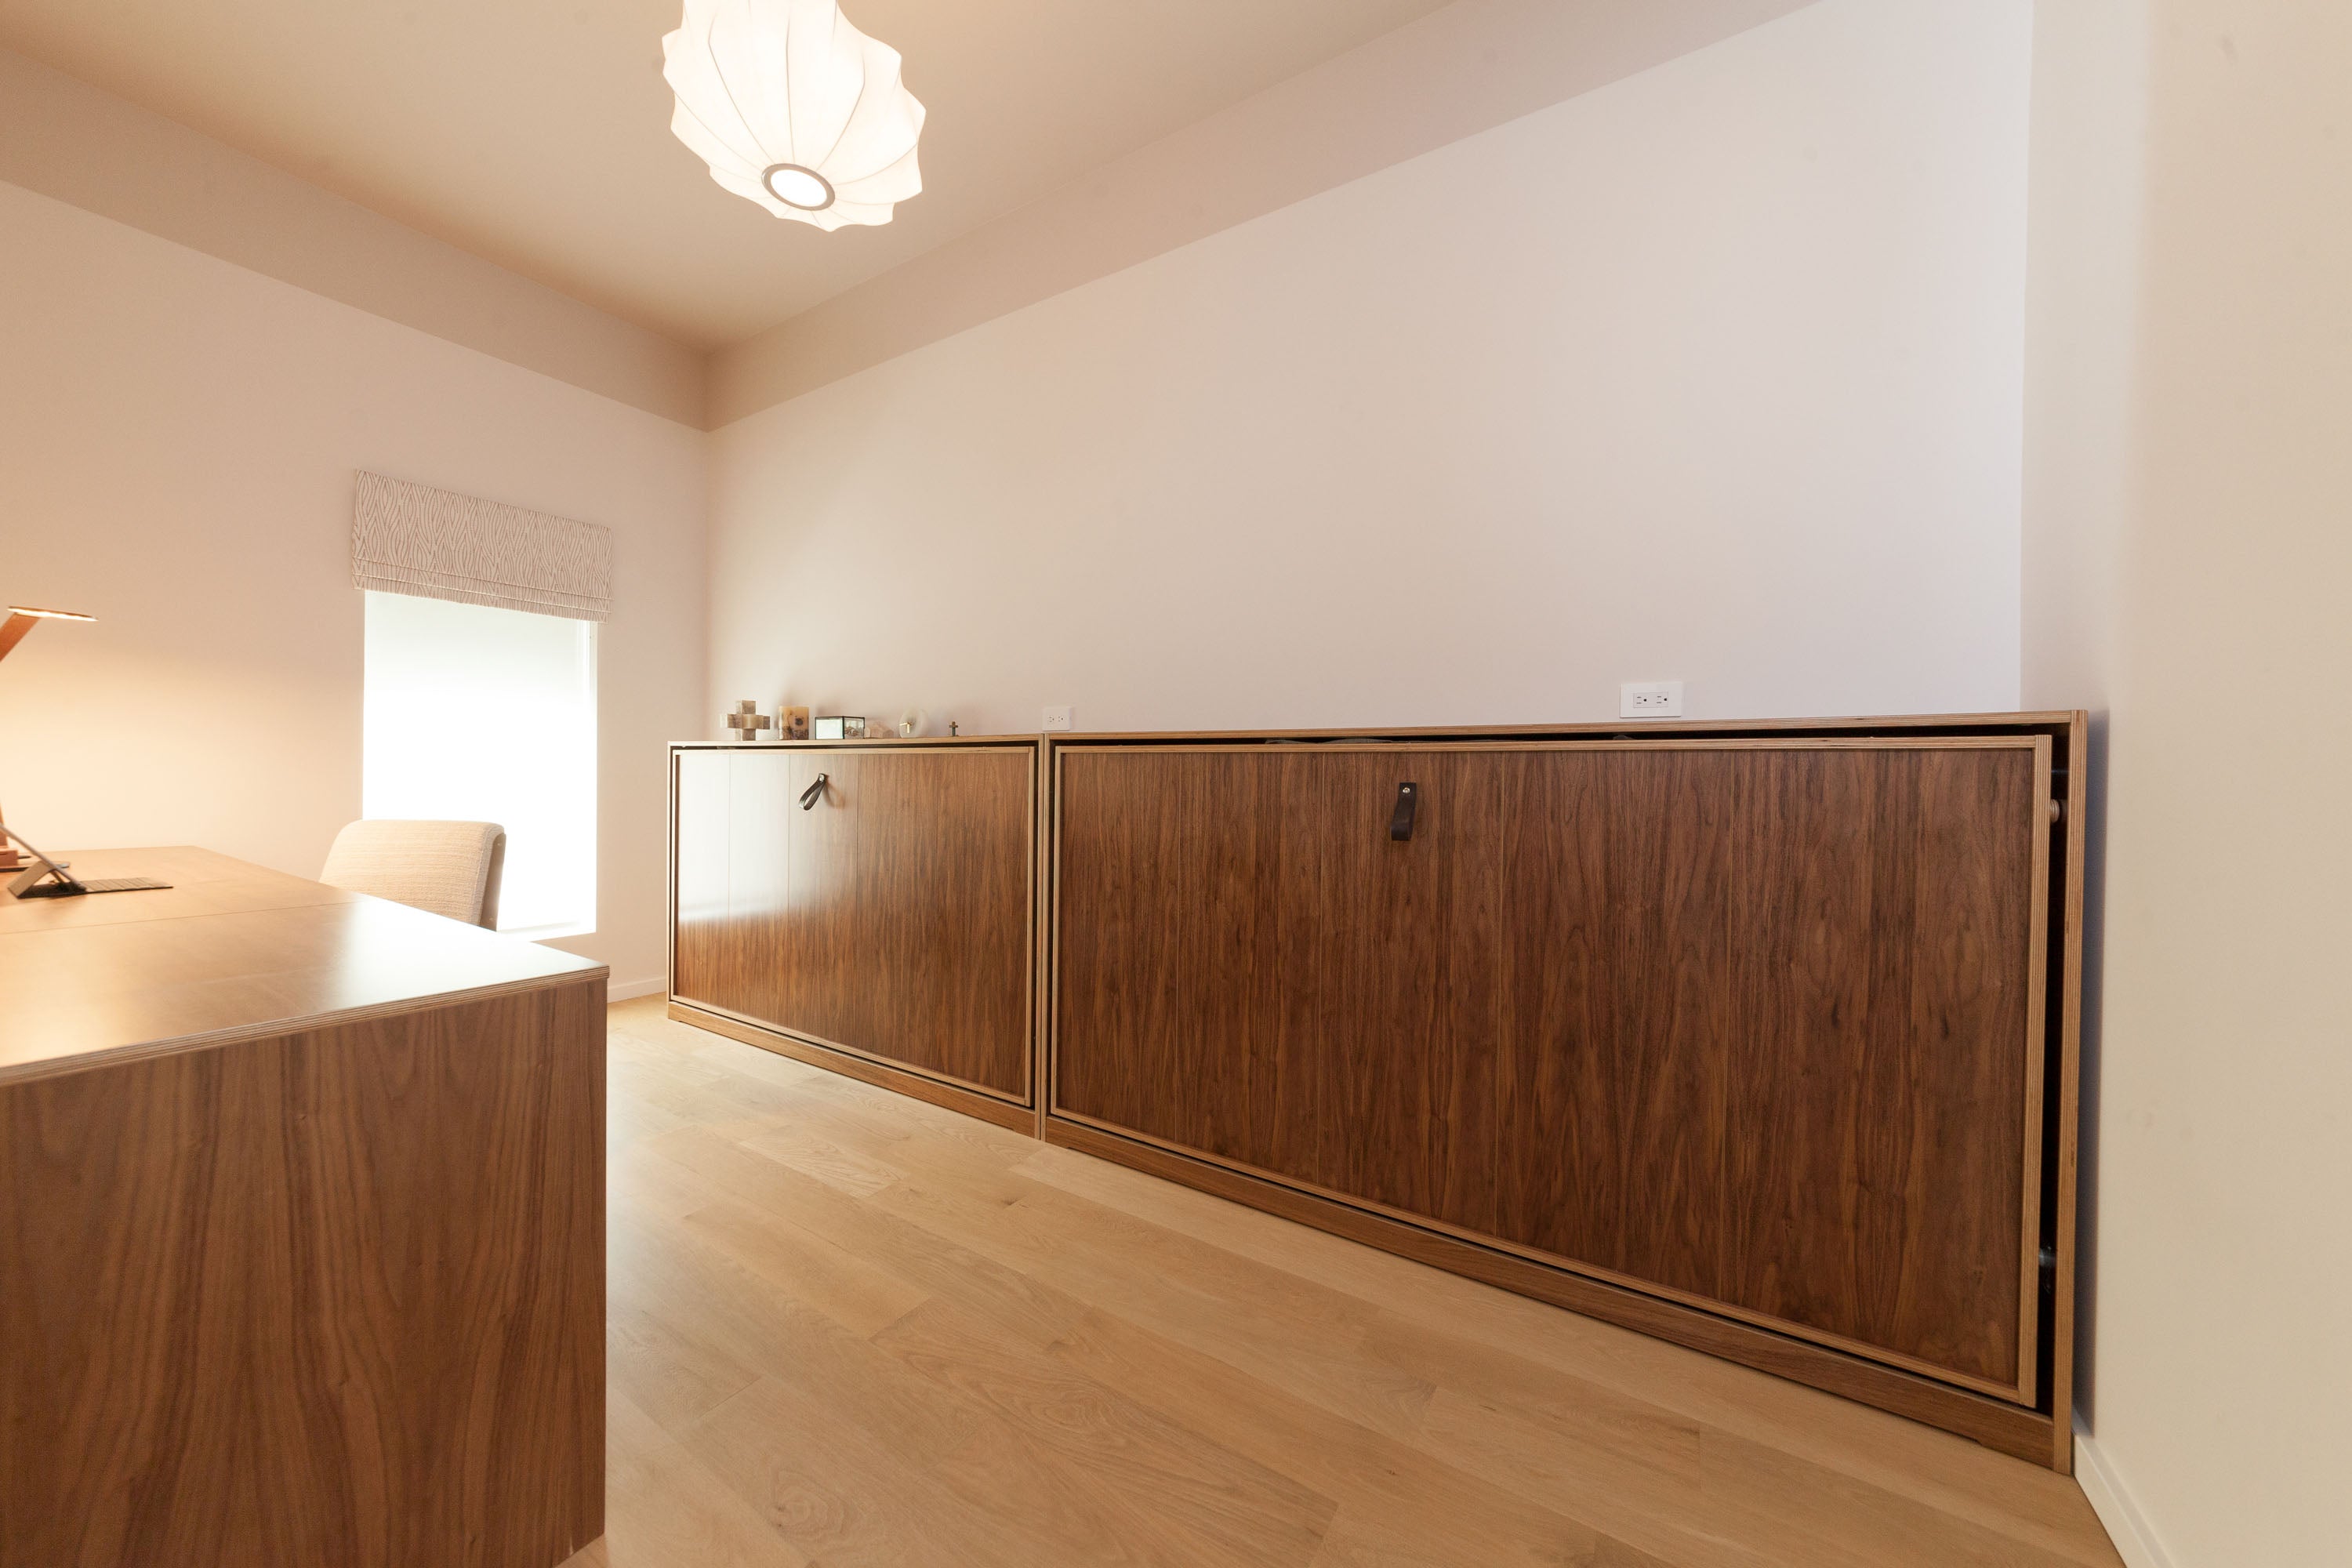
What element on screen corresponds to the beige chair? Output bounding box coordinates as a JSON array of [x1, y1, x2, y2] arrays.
[[320, 820, 507, 929]]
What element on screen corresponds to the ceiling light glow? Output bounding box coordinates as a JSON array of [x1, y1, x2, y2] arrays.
[[762, 163, 835, 210], [662, 0, 924, 230]]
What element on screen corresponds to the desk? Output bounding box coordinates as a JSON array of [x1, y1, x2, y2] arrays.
[[0, 848, 607, 1568]]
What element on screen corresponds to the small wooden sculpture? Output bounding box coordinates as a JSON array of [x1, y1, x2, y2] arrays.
[[725, 701, 773, 742]]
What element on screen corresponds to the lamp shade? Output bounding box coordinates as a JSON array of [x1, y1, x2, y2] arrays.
[[662, 0, 925, 230]]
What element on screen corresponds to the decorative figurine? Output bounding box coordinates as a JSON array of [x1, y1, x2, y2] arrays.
[[949, 720, 960, 736], [725, 700, 772, 742]]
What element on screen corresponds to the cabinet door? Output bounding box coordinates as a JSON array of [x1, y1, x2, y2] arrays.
[[779, 748, 1033, 1098], [1054, 739, 2050, 1397], [671, 749, 791, 1021]]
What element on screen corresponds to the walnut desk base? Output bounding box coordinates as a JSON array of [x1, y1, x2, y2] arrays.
[[0, 848, 608, 1568]]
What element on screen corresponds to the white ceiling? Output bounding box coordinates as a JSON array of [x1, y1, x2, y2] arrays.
[[0, 0, 1454, 349]]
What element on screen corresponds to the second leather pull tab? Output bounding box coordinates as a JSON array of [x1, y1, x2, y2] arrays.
[[1389, 782, 1418, 841], [800, 773, 829, 811]]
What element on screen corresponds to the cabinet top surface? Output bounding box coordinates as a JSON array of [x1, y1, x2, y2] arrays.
[[673, 715, 2085, 751], [673, 735, 1042, 750], [0, 847, 606, 1085], [1036, 711, 2085, 743]]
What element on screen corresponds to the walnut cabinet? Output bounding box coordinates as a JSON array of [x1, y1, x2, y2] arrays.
[[1044, 715, 2085, 1470], [667, 716, 2085, 1470], [669, 739, 1041, 1130]]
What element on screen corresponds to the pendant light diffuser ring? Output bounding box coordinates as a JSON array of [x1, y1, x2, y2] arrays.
[[663, 0, 925, 230], [762, 162, 836, 211]]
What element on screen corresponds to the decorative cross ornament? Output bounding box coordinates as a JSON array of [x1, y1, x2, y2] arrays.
[[726, 701, 773, 742]]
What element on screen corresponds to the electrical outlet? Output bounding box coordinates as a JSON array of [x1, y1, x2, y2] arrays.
[[1042, 705, 1074, 732], [1620, 681, 1684, 719]]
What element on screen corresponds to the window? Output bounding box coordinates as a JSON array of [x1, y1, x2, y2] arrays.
[[361, 591, 597, 938]]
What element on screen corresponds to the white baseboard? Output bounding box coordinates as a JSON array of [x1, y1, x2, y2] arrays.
[[2074, 1417, 2174, 1568], [606, 977, 666, 1003]]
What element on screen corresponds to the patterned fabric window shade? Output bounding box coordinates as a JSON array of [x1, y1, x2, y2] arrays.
[[353, 471, 612, 622]]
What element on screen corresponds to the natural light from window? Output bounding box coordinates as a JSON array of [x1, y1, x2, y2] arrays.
[[362, 591, 597, 938]]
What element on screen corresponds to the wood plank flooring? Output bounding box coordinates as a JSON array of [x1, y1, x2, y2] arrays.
[[568, 998, 2121, 1568]]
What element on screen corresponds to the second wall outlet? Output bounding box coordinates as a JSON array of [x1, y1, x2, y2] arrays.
[[1621, 681, 1684, 719], [1042, 705, 1074, 731]]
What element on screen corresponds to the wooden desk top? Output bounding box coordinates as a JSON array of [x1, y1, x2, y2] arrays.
[[0, 847, 607, 1086]]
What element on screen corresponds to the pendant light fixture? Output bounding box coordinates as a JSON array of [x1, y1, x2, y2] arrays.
[[662, 0, 926, 230]]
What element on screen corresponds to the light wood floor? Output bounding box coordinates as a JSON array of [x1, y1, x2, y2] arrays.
[[564, 999, 2121, 1568]]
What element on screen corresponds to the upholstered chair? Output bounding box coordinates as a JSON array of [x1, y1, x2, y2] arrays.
[[319, 820, 508, 929]]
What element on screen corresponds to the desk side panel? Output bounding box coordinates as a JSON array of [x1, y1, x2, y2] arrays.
[[0, 976, 606, 1568]]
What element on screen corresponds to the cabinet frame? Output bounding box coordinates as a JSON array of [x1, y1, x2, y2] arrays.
[[1040, 712, 2088, 1472], [666, 736, 1046, 1134]]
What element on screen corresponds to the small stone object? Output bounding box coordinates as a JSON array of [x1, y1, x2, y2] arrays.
[[726, 701, 773, 742]]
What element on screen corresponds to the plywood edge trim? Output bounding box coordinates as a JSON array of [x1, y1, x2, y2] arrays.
[[668, 1000, 1036, 1134], [0, 967, 610, 1087], [1040, 713, 2084, 746], [668, 739, 1044, 751], [669, 996, 1030, 1106], [1041, 1116, 2060, 1467], [2010, 735, 2057, 1405], [1049, 738, 2045, 756]]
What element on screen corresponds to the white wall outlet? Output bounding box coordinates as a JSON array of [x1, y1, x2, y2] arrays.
[[1042, 705, 1074, 732], [1620, 681, 1685, 719]]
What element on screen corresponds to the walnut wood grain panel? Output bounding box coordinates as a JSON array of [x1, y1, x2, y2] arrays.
[[781, 749, 1033, 1098], [672, 746, 1036, 1104], [0, 978, 606, 1568], [1053, 740, 2048, 1397], [670, 748, 738, 1015], [670, 748, 796, 1025]]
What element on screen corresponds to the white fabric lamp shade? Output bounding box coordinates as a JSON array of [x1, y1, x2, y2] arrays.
[[662, 0, 925, 229]]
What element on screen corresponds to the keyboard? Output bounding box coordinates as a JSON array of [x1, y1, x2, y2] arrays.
[[16, 876, 174, 898]]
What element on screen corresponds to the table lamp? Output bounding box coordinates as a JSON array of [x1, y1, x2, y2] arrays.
[[0, 604, 95, 871]]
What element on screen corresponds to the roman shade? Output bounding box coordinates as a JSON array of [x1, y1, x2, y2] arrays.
[[353, 471, 612, 622]]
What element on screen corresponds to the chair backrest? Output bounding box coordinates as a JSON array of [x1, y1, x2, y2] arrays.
[[320, 820, 507, 930]]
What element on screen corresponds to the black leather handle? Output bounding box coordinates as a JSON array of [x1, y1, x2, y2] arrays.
[[1389, 781, 1418, 841], [799, 773, 829, 811]]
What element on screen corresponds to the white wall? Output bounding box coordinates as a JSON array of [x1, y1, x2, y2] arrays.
[[0, 179, 705, 992], [2024, 3, 2352, 1564], [706, 0, 2031, 735]]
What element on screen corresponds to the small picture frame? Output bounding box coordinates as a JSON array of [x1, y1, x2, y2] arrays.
[[813, 715, 845, 740], [781, 705, 811, 741]]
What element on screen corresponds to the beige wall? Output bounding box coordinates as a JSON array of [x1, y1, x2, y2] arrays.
[[707, 0, 1811, 425], [2025, 3, 2352, 1564], [0, 48, 706, 428], [706, 0, 2031, 736], [0, 178, 706, 993]]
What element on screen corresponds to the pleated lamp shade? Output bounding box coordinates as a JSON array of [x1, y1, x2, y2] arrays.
[[662, 0, 925, 229]]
